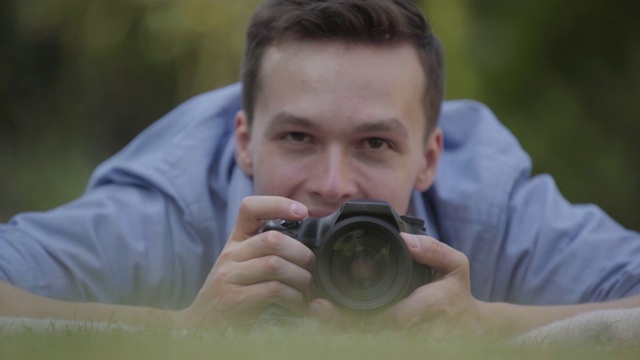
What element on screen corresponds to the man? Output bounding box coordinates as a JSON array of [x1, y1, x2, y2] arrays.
[[1, 0, 639, 335]]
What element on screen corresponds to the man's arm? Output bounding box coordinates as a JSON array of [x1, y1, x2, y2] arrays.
[[0, 280, 176, 329], [480, 293, 640, 336], [0, 183, 209, 308], [310, 234, 640, 336], [0, 196, 316, 330], [405, 234, 640, 336]]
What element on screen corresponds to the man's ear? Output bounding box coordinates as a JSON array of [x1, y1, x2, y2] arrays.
[[234, 110, 253, 176], [414, 127, 443, 192]]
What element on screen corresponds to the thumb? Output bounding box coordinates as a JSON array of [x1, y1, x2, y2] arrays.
[[400, 233, 468, 275]]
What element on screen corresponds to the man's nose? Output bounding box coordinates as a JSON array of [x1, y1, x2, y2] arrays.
[[310, 147, 358, 204]]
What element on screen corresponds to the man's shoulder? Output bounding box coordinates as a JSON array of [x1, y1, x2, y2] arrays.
[[432, 98, 533, 238], [440, 99, 523, 154], [85, 83, 244, 224], [89, 84, 242, 183]]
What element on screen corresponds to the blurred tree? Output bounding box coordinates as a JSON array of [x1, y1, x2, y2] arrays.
[[420, 0, 639, 229], [1, 0, 259, 218], [1, 0, 638, 230]]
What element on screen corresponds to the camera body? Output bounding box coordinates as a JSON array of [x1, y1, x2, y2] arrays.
[[261, 199, 433, 312]]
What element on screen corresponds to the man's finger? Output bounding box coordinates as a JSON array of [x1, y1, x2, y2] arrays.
[[401, 233, 469, 275], [225, 230, 315, 270], [227, 255, 314, 298], [232, 196, 308, 240]]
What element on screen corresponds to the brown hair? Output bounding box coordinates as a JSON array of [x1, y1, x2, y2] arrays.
[[241, 0, 444, 135]]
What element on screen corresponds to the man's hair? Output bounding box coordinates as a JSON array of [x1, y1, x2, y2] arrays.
[[241, 0, 444, 136]]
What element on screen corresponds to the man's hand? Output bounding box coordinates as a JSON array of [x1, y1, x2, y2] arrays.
[[380, 233, 482, 334], [176, 196, 315, 329], [309, 233, 483, 335]]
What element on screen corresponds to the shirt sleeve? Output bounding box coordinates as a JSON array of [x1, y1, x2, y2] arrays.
[[0, 183, 209, 309], [433, 99, 640, 305], [495, 172, 640, 304], [0, 83, 243, 309]]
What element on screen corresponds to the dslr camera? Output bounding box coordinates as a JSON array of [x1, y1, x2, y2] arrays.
[[261, 199, 433, 312]]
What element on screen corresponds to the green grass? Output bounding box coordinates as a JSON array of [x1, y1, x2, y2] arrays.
[[1, 325, 639, 360]]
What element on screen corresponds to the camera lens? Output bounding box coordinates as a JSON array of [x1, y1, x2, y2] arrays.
[[349, 252, 380, 287], [331, 230, 392, 293], [316, 216, 414, 311]]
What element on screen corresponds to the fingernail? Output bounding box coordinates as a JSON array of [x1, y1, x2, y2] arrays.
[[291, 202, 306, 217]]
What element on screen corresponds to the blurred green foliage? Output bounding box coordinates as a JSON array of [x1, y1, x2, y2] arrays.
[[1, 0, 638, 229], [2, 328, 640, 360]]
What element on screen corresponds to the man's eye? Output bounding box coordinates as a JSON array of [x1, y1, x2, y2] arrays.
[[366, 138, 388, 149], [285, 132, 308, 142]]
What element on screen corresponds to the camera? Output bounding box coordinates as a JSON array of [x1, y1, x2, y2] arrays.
[[261, 199, 433, 312]]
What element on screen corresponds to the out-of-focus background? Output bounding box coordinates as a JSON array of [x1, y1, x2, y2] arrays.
[[1, 0, 638, 229]]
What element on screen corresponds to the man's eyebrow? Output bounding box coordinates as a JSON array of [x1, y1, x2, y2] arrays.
[[354, 118, 409, 136], [265, 112, 409, 136], [265, 112, 319, 133]]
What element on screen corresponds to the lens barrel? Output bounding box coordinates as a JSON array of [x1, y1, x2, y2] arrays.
[[316, 216, 416, 311]]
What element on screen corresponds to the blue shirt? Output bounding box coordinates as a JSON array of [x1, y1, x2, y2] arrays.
[[1, 83, 639, 309]]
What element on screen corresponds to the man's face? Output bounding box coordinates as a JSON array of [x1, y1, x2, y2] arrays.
[[235, 40, 442, 217]]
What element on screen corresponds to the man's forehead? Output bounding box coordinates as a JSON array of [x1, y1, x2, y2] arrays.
[[252, 40, 427, 135], [258, 40, 425, 86]]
